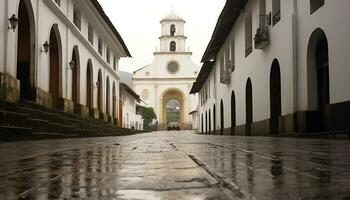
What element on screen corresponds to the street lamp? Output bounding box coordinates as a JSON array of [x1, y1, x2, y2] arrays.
[[41, 41, 50, 53], [8, 14, 19, 32]]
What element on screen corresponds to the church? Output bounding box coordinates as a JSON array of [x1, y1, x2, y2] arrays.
[[133, 12, 200, 130]]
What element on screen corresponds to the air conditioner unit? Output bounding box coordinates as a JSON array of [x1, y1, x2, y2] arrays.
[[254, 26, 269, 49]]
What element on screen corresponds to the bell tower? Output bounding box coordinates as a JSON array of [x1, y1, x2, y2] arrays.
[[158, 11, 190, 53]]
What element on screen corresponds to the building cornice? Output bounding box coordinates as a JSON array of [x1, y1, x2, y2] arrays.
[[159, 35, 187, 40]]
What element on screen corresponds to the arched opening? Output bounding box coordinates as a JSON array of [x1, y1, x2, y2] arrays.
[[166, 99, 180, 125], [208, 109, 211, 135], [307, 28, 330, 132], [170, 24, 176, 36], [161, 89, 184, 130], [71, 46, 80, 104], [220, 99, 224, 135], [49, 24, 62, 108], [170, 41, 176, 52], [86, 60, 93, 110], [97, 69, 103, 112], [270, 59, 282, 135], [231, 91, 236, 135], [213, 104, 216, 135], [16, 0, 36, 101], [246, 78, 253, 136], [106, 76, 110, 115], [112, 82, 116, 118], [205, 111, 208, 134]]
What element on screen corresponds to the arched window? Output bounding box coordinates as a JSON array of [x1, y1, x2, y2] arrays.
[[170, 41, 176, 52], [170, 24, 176, 36]]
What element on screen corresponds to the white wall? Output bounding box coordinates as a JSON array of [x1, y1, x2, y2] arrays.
[[197, 0, 350, 133], [1, 0, 128, 117]]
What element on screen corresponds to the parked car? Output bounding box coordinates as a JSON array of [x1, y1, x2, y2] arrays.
[[167, 122, 180, 131]]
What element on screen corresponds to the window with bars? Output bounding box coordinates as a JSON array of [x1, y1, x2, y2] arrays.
[[310, 0, 324, 14], [272, 0, 281, 25], [107, 48, 110, 64], [230, 39, 235, 72], [98, 38, 103, 56], [113, 56, 117, 70], [245, 13, 253, 57], [88, 25, 94, 45], [73, 6, 81, 30]]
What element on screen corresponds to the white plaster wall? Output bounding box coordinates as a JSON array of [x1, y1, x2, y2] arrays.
[[198, 0, 297, 130], [1, 0, 126, 116], [296, 0, 350, 110]]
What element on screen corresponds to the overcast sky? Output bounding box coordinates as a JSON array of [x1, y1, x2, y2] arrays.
[[98, 0, 226, 73]]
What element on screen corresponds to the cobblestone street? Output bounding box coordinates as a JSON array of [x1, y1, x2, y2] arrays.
[[0, 131, 349, 200]]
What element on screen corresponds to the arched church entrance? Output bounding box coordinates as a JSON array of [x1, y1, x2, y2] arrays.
[[17, 0, 36, 101], [49, 24, 62, 109], [307, 28, 330, 132], [161, 89, 184, 130]]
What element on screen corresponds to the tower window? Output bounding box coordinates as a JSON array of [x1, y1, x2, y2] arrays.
[[310, 0, 324, 14], [170, 24, 176, 36], [170, 41, 176, 52]]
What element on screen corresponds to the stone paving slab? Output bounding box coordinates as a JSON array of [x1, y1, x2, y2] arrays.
[[0, 131, 350, 199]]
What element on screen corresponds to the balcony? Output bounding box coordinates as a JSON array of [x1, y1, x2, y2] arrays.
[[220, 70, 231, 85], [254, 26, 269, 49]]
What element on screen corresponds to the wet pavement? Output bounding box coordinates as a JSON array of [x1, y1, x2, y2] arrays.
[[0, 131, 349, 200]]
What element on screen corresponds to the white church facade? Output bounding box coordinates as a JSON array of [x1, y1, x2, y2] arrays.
[[0, 0, 130, 123], [191, 0, 350, 135], [133, 12, 200, 130]]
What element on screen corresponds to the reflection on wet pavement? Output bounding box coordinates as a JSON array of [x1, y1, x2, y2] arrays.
[[0, 131, 349, 199]]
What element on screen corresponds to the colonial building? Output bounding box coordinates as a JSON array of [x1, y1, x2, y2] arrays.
[[0, 0, 130, 123], [191, 0, 350, 135], [133, 12, 200, 130], [119, 82, 143, 130]]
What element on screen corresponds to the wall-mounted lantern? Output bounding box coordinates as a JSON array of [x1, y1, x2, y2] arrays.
[[8, 14, 19, 32], [41, 41, 50, 53], [96, 81, 100, 88], [68, 60, 75, 69]]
